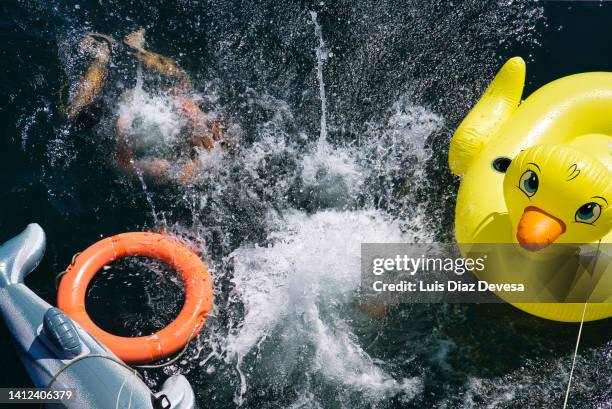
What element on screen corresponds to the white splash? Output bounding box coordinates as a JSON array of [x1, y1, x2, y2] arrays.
[[301, 142, 363, 202], [226, 210, 424, 404], [116, 69, 184, 152], [309, 11, 329, 146]]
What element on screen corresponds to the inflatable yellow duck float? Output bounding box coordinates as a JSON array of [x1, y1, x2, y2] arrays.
[[449, 57, 612, 322]]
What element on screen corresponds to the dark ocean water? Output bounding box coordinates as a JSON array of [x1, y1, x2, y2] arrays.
[[0, 1, 611, 408]]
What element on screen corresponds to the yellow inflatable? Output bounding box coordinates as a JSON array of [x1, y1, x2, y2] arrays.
[[449, 57, 612, 322]]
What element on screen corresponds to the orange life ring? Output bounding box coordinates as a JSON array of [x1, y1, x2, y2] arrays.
[[57, 232, 213, 364]]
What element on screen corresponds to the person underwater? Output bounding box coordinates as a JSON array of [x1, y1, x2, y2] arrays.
[[119, 28, 227, 182], [65, 29, 227, 183]]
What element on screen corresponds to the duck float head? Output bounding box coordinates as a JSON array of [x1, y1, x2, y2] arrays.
[[504, 144, 611, 251], [449, 57, 612, 322]]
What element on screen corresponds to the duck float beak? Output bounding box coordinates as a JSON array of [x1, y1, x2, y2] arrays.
[[516, 206, 566, 251]]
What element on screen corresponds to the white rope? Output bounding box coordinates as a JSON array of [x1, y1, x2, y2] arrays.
[[115, 372, 128, 409], [115, 367, 137, 409], [562, 240, 601, 409], [562, 300, 587, 409]]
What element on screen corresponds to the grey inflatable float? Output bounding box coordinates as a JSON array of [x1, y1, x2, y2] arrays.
[[0, 224, 196, 409]]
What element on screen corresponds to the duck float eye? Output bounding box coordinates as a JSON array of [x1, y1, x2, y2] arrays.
[[519, 170, 539, 197], [574, 202, 601, 224], [492, 157, 512, 173]]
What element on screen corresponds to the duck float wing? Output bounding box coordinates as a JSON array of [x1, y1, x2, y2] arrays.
[[449, 57, 525, 176]]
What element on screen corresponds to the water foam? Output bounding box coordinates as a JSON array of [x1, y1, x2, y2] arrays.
[[116, 70, 184, 154], [226, 210, 424, 404]]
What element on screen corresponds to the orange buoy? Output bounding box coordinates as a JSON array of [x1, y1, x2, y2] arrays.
[[57, 232, 213, 364]]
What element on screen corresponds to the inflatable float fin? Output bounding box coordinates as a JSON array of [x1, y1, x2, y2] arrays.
[[155, 374, 196, 409], [449, 57, 525, 176], [0, 224, 45, 288]]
